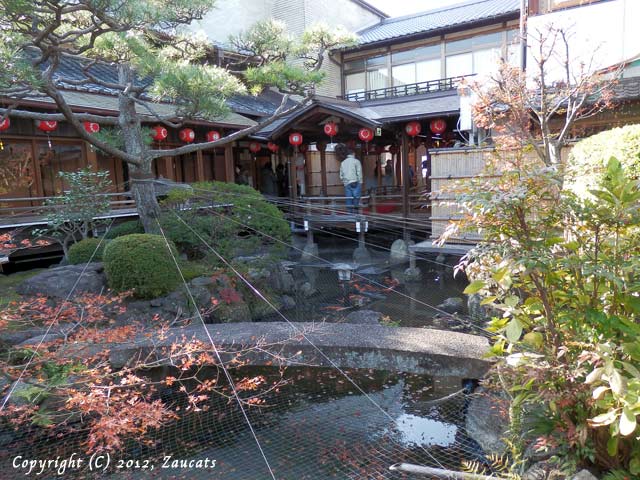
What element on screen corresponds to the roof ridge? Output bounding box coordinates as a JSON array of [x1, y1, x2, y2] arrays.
[[359, 0, 499, 31]]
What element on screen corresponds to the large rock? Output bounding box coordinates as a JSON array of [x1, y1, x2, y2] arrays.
[[465, 389, 509, 456], [343, 310, 383, 325], [437, 296, 465, 314], [389, 239, 409, 264], [16, 263, 107, 299]]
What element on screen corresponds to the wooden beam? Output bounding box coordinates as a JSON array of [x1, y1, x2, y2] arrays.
[[85, 142, 98, 171], [320, 147, 327, 196]]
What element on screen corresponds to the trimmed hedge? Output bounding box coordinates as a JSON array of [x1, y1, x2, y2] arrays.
[[565, 124, 640, 197], [103, 234, 181, 299], [159, 181, 290, 261], [104, 220, 144, 239], [68, 238, 106, 264]]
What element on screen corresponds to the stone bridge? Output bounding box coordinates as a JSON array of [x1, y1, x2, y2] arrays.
[[103, 322, 492, 378]]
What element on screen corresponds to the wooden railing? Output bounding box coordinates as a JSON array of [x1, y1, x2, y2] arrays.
[[0, 192, 136, 227], [342, 75, 472, 102]]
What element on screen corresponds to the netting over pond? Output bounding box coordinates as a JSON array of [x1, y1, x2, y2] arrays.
[[0, 190, 506, 479]]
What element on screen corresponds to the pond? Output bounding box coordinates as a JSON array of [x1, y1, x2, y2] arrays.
[[0, 366, 487, 479]]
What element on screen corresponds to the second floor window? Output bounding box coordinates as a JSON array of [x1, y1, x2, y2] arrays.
[[445, 32, 502, 77]]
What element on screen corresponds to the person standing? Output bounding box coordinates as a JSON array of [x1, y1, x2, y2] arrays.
[[336, 143, 362, 214]]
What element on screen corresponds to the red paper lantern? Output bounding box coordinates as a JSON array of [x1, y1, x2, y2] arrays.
[[358, 127, 373, 142], [83, 121, 100, 134], [289, 132, 303, 146], [151, 125, 168, 141], [405, 121, 421, 137], [36, 120, 58, 132], [267, 142, 279, 153], [206, 130, 221, 142], [430, 118, 447, 135], [248, 141, 261, 153], [179, 128, 195, 143], [323, 121, 338, 138], [0, 118, 10, 131]]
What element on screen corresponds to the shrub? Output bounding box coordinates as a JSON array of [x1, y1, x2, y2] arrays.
[[104, 220, 144, 239], [67, 238, 106, 264], [103, 234, 181, 299], [565, 124, 640, 197], [159, 181, 290, 262]]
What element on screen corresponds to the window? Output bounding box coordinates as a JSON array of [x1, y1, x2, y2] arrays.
[[506, 29, 521, 67], [345, 72, 365, 96], [392, 63, 415, 86], [446, 53, 472, 77], [416, 59, 441, 82], [445, 31, 502, 77]]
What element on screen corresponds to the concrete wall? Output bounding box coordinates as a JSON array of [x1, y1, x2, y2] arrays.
[[191, 0, 383, 98], [190, 0, 276, 45], [527, 0, 640, 80]]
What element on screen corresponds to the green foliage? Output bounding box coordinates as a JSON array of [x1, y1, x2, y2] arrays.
[[231, 19, 355, 95], [35, 169, 112, 258], [159, 181, 290, 263], [103, 234, 181, 299], [565, 124, 640, 198], [454, 153, 640, 475], [67, 238, 106, 264], [104, 220, 144, 239]]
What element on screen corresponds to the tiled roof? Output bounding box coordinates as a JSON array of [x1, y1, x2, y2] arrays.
[[255, 91, 461, 138], [355, 0, 520, 47], [40, 52, 282, 121], [21, 90, 257, 128]]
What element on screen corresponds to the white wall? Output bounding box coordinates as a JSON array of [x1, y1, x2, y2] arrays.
[[527, 0, 640, 80]]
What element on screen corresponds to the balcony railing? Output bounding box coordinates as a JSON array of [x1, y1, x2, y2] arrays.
[[342, 74, 472, 102]]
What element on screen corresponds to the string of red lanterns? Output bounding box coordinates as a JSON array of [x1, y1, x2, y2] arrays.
[[36, 120, 58, 132], [289, 132, 303, 146], [178, 128, 195, 143], [83, 121, 100, 134], [206, 130, 221, 142], [249, 141, 262, 153], [267, 142, 279, 153], [430, 118, 447, 135]]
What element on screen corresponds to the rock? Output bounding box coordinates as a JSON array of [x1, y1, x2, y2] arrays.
[[190, 276, 214, 287], [522, 461, 567, 480], [4, 380, 45, 407], [247, 268, 270, 281], [149, 298, 163, 308], [273, 268, 295, 294], [213, 301, 251, 323], [467, 293, 487, 320], [281, 295, 296, 309], [343, 310, 383, 325], [0, 432, 15, 447], [404, 266, 422, 282], [437, 296, 465, 314], [465, 389, 509, 456], [571, 470, 599, 480], [353, 246, 372, 264], [16, 263, 107, 299], [389, 239, 409, 264], [299, 282, 316, 297], [301, 242, 319, 261]]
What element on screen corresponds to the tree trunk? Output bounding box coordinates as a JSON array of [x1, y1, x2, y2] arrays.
[[118, 65, 161, 234]]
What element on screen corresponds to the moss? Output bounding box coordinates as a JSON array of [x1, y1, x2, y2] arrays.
[[103, 234, 181, 299], [104, 220, 144, 240], [0, 269, 45, 307], [67, 238, 106, 264]]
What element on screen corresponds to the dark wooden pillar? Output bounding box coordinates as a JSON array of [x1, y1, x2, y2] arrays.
[[320, 145, 327, 196], [195, 149, 205, 181], [224, 144, 234, 182], [401, 129, 410, 235]]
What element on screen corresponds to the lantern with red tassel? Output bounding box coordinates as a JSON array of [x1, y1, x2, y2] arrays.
[[83, 121, 100, 134], [0, 117, 9, 150], [151, 125, 168, 141], [206, 130, 221, 142], [405, 121, 421, 137], [289, 132, 303, 146], [430, 118, 447, 135], [323, 121, 338, 145], [179, 128, 195, 143], [358, 127, 373, 153], [267, 142, 279, 153], [249, 142, 261, 153], [36, 120, 58, 149]]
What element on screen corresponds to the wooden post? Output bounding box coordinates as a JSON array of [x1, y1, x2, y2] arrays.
[[195, 149, 205, 182], [224, 144, 234, 182], [164, 156, 173, 180], [401, 129, 410, 233], [320, 146, 327, 196]]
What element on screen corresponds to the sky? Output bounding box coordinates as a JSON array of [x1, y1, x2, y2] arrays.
[[365, 0, 469, 17]]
